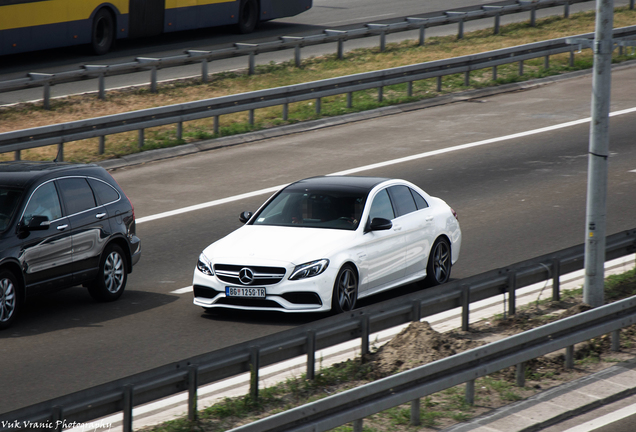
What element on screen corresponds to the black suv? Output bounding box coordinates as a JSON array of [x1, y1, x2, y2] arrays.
[[0, 161, 141, 329]]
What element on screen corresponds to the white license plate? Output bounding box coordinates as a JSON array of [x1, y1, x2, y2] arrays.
[[225, 286, 266, 298]]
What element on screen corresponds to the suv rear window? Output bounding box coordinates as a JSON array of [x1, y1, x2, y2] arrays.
[[88, 178, 120, 205]]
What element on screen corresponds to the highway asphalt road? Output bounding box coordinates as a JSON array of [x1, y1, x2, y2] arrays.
[[0, 0, 625, 105], [1, 66, 635, 415]]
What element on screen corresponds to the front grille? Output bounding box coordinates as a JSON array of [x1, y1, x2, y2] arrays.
[[214, 264, 286, 286]]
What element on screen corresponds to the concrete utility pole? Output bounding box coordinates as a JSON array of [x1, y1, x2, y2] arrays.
[[583, 0, 614, 307]]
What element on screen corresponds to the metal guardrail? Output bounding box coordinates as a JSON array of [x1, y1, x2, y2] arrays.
[[1, 228, 634, 431], [2, 26, 636, 161], [0, 0, 608, 106], [230, 284, 636, 432]]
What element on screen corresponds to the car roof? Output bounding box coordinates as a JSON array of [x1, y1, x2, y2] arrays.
[[285, 176, 391, 194], [0, 161, 101, 189]]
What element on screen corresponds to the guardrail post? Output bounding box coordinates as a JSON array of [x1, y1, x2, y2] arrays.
[[123, 384, 134, 432], [99, 136, 106, 155], [406, 18, 428, 46], [461, 284, 470, 331], [565, 345, 574, 369], [544, 55, 550, 70], [347, 92, 353, 108], [410, 399, 420, 425], [569, 47, 575, 67], [361, 314, 370, 356], [315, 98, 321, 115], [378, 86, 383, 102], [214, 115, 220, 135], [631, 0, 635, 10], [177, 122, 183, 141], [516, 362, 526, 387], [138, 129, 144, 148], [407, 81, 413, 97], [492, 65, 498, 80], [483, 6, 504, 34], [437, 75, 442, 92], [188, 365, 198, 421], [281, 37, 303, 67], [353, 418, 363, 432], [367, 24, 388, 52], [235, 43, 258, 75], [283, 103, 289, 121], [249, 109, 255, 126], [84, 65, 108, 99], [465, 379, 475, 405], [52, 405, 63, 432], [29, 73, 54, 109], [137, 58, 160, 93], [306, 329, 316, 380], [612, 330, 620, 351], [507, 271, 516, 316], [187, 50, 211, 83], [446, 12, 466, 39], [325, 30, 347, 60], [564, 0, 571, 18], [464, 71, 470, 87], [411, 299, 421, 322], [552, 258, 561, 301], [56, 143, 64, 162], [14, 150, 20, 161], [250, 346, 260, 401], [519, 60, 524, 76]]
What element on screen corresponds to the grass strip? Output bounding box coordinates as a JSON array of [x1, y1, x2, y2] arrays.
[[1, 7, 635, 164]]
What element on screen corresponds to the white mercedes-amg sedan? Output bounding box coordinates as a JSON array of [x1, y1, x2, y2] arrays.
[[193, 176, 461, 314]]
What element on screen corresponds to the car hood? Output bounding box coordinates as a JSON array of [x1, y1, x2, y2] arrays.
[[203, 225, 357, 266]]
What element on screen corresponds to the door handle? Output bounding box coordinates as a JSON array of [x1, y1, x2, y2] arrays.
[[425, 216, 434, 222], [393, 225, 402, 231], [56, 224, 68, 231], [96, 213, 106, 219]]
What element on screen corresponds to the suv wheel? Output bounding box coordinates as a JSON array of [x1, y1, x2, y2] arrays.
[[0, 270, 19, 330], [88, 244, 127, 301]]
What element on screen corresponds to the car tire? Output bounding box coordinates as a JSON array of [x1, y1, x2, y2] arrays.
[[425, 238, 452, 286], [331, 265, 358, 313], [91, 9, 115, 55], [0, 270, 19, 330], [237, 0, 258, 34], [88, 244, 127, 302]]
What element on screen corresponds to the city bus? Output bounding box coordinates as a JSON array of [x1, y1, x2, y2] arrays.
[[0, 0, 312, 56]]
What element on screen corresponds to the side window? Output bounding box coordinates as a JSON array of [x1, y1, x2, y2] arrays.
[[57, 178, 96, 215], [410, 188, 429, 210], [368, 189, 395, 221], [23, 182, 63, 224], [388, 185, 417, 217], [88, 178, 120, 205]]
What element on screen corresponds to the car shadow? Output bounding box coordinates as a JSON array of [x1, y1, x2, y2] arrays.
[[0, 287, 178, 337]]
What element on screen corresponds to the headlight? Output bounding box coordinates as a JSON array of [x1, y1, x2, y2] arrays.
[[289, 259, 329, 280], [197, 253, 214, 276]]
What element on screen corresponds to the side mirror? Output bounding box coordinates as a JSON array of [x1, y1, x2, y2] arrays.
[[366, 217, 392, 232], [22, 215, 50, 231], [239, 211, 253, 224]]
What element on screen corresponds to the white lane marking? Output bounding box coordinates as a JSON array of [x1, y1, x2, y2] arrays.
[[136, 106, 636, 225], [321, 13, 395, 26], [561, 402, 636, 431], [630, 169, 636, 173], [171, 286, 193, 294]]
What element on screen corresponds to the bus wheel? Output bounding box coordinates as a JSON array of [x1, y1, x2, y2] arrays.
[[92, 9, 115, 55], [237, 0, 258, 34]]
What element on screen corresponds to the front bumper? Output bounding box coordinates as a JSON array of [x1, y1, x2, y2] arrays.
[[192, 266, 335, 313]]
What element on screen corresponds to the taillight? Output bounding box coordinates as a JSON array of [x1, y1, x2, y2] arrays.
[[451, 208, 458, 220]]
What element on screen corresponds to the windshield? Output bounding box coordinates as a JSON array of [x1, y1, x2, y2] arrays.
[[253, 189, 367, 230], [0, 187, 23, 232]]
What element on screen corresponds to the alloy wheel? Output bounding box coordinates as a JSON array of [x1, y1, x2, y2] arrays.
[[0, 276, 16, 324], [104, 251, 125, 294], [336, 268, 357, 312]]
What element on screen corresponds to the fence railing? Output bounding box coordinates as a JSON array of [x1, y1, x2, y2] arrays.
[[1, 228, 634, 432], [229, 281, 636, 432], [2, 26, 636, 162], [0, 0, 613, 108]]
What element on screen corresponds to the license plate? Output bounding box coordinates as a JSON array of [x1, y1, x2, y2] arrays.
[[225, 286, 266, 298]]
